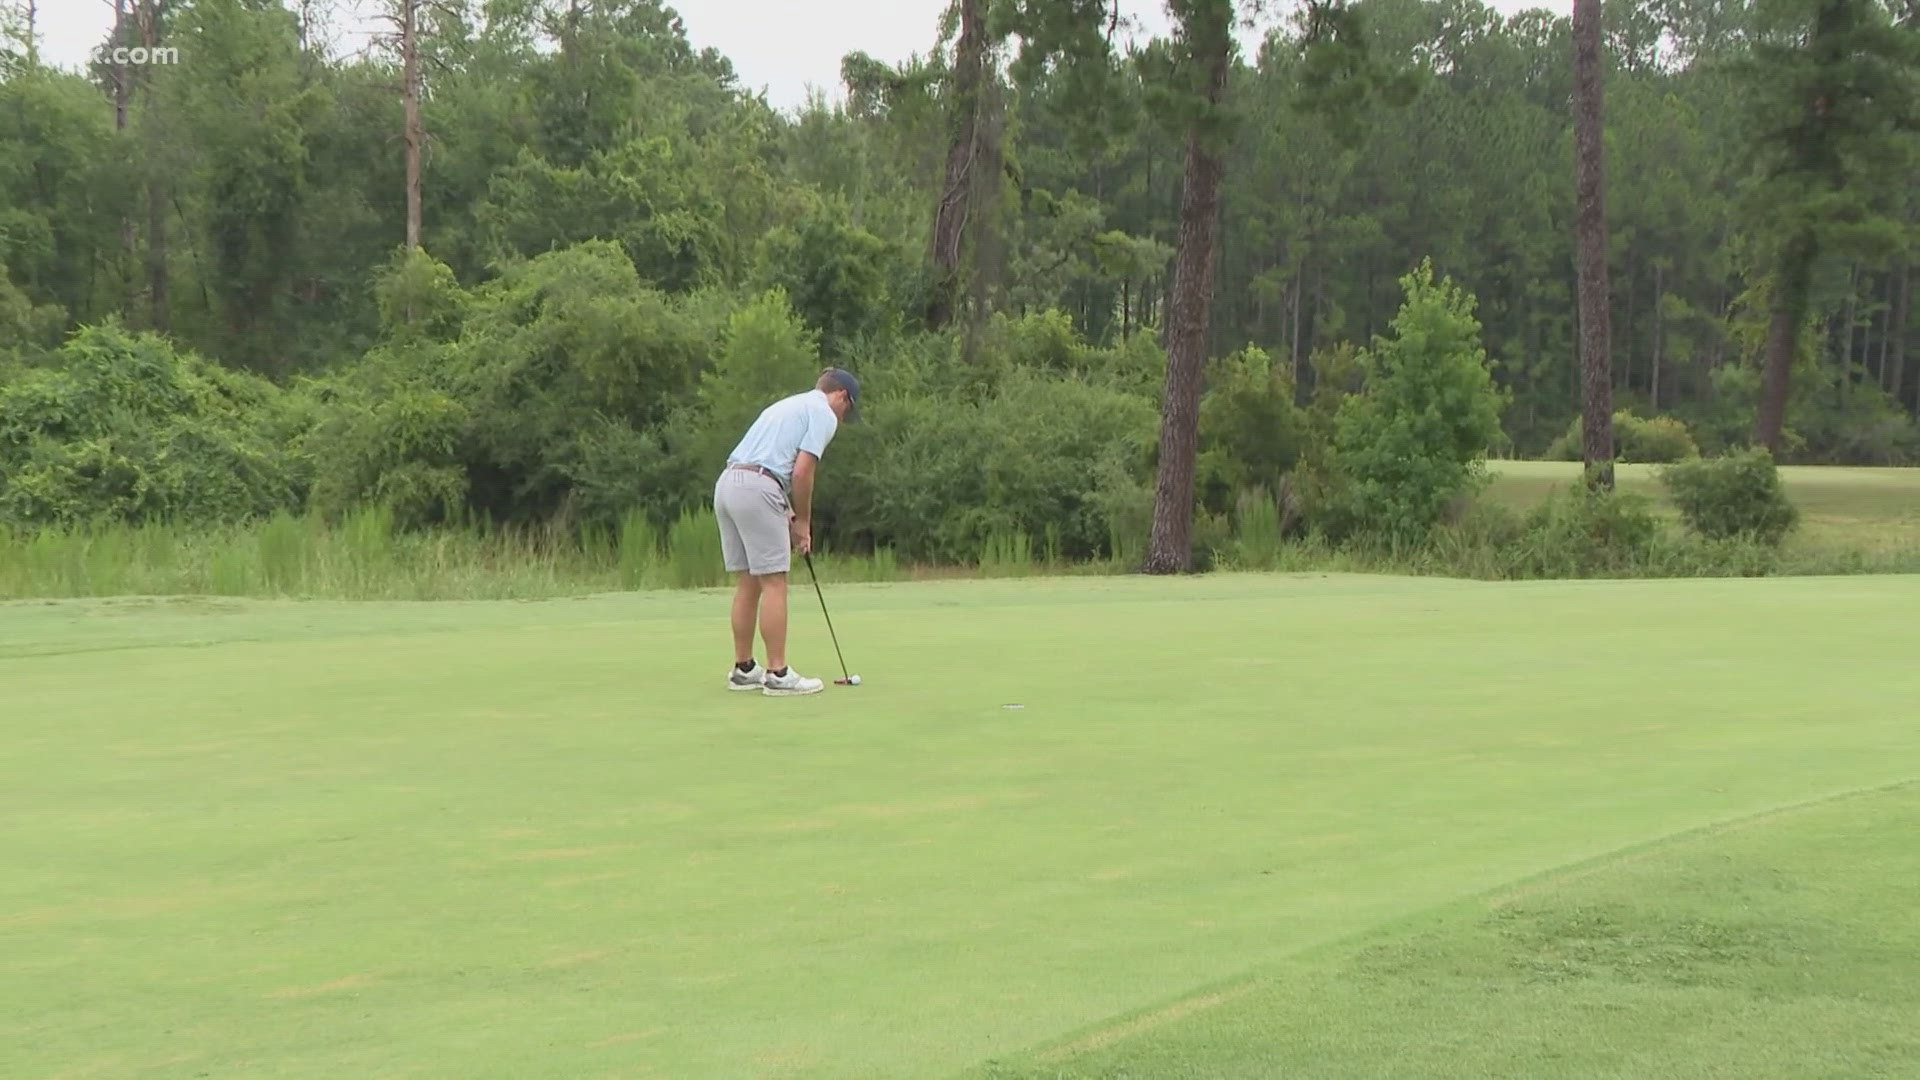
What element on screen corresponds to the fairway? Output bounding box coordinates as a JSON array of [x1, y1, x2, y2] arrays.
[[6, 574, 1919, 1078], [1485, 461, 1920, 553]]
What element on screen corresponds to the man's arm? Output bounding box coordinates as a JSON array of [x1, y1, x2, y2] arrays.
[[789, 450, 819, 553]]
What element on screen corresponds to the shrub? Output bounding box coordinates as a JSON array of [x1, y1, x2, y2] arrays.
[[1545, 411, 1701, 464], [1626, 415, 1700, 463], [0, 325, 305, 527], [1331, 261, 1508, 543], [1198, 347, 1308, 515], [823, 368, 1156, 563], [307, 243, 716, 529], [1660, 448, 1798, 544], [1503, 486, 1663, 577]]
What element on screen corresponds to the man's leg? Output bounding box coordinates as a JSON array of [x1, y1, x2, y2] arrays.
[[731, 573, 761, 664], [759, 572, 790, 673]]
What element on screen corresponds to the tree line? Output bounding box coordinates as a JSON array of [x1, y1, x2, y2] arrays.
[[0, 0, 1915, 570]]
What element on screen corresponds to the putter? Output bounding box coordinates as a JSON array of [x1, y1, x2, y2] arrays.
[[803, 551, 860, 686]]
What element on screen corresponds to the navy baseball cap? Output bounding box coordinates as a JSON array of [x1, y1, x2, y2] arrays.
[[823, 367, 861, 422]]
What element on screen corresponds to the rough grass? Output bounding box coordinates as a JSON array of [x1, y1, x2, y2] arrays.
[[0, 510, 960, 601], [4, 574, 1918, 1077]]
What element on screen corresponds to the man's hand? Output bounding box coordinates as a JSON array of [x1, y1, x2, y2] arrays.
[[789, 450, 819, 555]]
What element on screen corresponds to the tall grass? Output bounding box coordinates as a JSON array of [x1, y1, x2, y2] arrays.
[[1229, 488, 1286, 571], [617, 509, 661, 590], [0, 506, 834, 601], [980, 529, 1035, 577], [665, 508, 727, 589], [4, 490, 1914, 603]]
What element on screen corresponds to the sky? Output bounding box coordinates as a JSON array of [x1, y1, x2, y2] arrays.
[[32, 0, 1571, 111]]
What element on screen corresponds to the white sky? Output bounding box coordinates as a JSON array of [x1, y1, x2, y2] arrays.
[[31, 0, 1570, 110]]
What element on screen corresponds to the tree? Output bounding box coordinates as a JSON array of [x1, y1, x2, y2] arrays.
[[391, 0, 426, 251], [1573, 0, 1615, 487], [928, 0, 991, 330], [1, 0, 37, 74], [1143, 0, 1234, 574], [1739, 0, 1919, 451], [925, 0, 1119, 332], [1332, 261, 1509, 542], [1144, 0, 1404, 572]]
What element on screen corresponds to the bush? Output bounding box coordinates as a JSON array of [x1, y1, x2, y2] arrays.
[[0, 325, 305, 527], [306, 243, 716, 530], [1198, 347, 1309, 515], [1545, 411, 1701, 464], [1331, 261, 1508, 543], [823, 368, 1157, 563], [1502, 486, 1663, 577], [1660, 448, 1798, 544]]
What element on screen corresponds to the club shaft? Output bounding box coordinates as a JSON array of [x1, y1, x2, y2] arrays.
[[803, 552, 850, 680]]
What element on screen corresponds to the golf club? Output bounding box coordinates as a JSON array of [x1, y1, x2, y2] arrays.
[[802, 551, 859, 686]]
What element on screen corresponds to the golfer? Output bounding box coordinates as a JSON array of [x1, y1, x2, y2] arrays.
[[714, 368, 861, 696]]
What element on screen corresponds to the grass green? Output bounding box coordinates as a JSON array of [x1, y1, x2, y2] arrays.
[[4, 573, 1918, 1078]]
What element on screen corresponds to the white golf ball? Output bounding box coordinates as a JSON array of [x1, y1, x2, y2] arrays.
[[849, 675, 862, 686]]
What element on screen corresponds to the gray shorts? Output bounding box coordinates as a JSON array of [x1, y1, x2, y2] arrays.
[[714, 468, 793, 576]]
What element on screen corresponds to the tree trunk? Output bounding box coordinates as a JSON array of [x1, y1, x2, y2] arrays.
[[927, 0, 989, 331], [1651, 261, 1664, 411], [139, 0, 168, 331], [1890, 262, 1911, 408], [402, 0, 423, 253], [1755, 232, 1818, 452], [1144, 5, 1231, 575], [1573, 0, 1614, 489], [1290, 269, 1306, 404], [114, 0, 137, 317], [1840, 264, 1857, 409]]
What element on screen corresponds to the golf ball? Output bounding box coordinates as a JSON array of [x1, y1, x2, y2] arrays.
[[849, 675, 862, 685]]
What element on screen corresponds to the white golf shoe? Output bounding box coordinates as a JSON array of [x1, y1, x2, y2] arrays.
[[727, 662, 767, 692], [762, 667, 824, 697]]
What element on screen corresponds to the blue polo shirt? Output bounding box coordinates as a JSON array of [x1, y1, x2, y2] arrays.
[[726, 389, 840, 485]]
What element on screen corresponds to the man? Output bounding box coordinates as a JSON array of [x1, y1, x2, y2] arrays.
[[714, 368, 861, 696]]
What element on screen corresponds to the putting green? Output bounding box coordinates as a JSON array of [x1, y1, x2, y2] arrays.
[[4, 574, 1917, 1078]]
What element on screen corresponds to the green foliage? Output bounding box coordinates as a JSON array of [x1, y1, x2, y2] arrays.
[[2, 0, 1917, 592], [1546, 412, 1702, 463], [0, 325, 305, 527], [374, 246, 469, 342], [1502, 486, 1664, 578], [1198, 346, 1309, 515], [753, 200, 899, 355], [1661, 449, 1800, 545], [308, 243, 711, 529], [696, 289, 823, 439], [825, 367, 1157, 564], [1330, 262, 1509, 542]]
